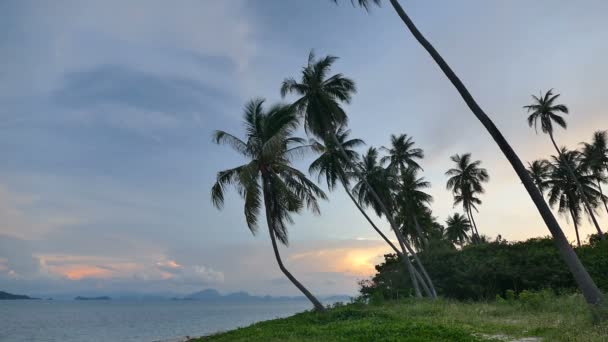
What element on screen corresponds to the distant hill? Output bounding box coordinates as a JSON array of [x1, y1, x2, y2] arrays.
[[0, 291, 38, 300], [74, 296, 111, 300], [174, 289, 350, 304]]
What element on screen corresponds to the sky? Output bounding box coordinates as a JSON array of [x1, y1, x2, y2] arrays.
[[1, 0, 608, 298]]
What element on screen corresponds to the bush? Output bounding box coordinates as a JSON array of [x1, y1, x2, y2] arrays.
[[360, 237, 608, 301]]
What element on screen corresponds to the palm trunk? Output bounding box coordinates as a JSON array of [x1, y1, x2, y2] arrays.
[[400, 236, 438, 298], [341, 176, 429, 296], [596, 179, 608, 215], [412, 215, 429, 248], [330, 133, 432, 298], [396, 231, 422, 298], [468, 208, 481, 240], [262, 180, 325, 312], [549, 132, 605, 239], [342, 181, 432, 298], [465, 209, 477, 243], [569, 207, 581, 247], [387, 0, 605, 310]]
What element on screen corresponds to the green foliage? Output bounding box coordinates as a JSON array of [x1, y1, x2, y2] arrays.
[[361, 237, 608, 301], [193, 295, 608, 341]]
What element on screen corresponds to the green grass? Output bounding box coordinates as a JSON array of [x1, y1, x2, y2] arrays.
[[191, 293, 608, 341]]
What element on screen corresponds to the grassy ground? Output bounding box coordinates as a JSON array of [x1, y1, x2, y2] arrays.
[[191, 293, 608, 341]]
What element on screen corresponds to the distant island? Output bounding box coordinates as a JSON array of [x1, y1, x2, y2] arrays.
[[0, 291, 38, 300], [74, 296, 111, 300], [171, 288, 350, 303]]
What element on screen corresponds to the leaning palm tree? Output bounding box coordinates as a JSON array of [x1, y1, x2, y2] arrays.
[[381, 134, 424, 173], [525, 90, 605, 240], [282, 52, 435, 298], [309, 128, 433, 297], [394, 167, 433, 248], [352, 147, 430, 297], [445, 213, 471, 248], [210, 99, 326, 311], [527, 159, 552, 193], [581, 131, 608, 215], [445, 153, 489, 241], [546, 149, 603, 247], [332, 0, 605, 312]]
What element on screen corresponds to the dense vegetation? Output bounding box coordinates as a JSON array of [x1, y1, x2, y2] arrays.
[[192, 294, 608, 341], [361, 238, 608, 301]]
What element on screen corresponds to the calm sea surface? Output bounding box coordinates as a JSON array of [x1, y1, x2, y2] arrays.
[[0, 299, 312, 341]]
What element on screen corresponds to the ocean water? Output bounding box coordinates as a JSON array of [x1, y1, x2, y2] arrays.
[[0, 299, 313, 341]]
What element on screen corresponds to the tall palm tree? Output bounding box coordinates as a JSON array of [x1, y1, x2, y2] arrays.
[[581, 131, 608, 215], [525, 90, 605, 240], [546, 149, 603, 247], [309, 128, 433, 297], [445, 213, 471, 248], [381, 134, 424, 173], [527, 159, 552, 193], [282, 52, 435, 298], [332, 0, 605, 311], [445, 153, 489, 241], [394, 167, 433, 248], [210, 99, 326, 311]]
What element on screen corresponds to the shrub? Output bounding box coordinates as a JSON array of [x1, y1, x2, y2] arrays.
[[360, 237, 608, 301]]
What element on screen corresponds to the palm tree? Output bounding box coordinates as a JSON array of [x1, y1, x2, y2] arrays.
[[525, 90, 605, 240], [381, 134, 424, 173], [352, 147, 433, 298], [308, 128, 399, 259], [282, 52, 436, 298], [394, 167, 433, 248], [309, 128, 433, 297], [210, 99, 326, 311], [581, 131, 608, 215], [445, 153, 489, 241], [527, 159, 552, 193], [445, 213, 471, 248], [546, 149, 603, 247], [332, 0, 605, 312]]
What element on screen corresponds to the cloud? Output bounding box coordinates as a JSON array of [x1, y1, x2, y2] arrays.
[[54, 65, 235, 114]]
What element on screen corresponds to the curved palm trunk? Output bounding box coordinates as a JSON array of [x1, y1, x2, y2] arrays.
[[400, 235, 438, 298], [569, 207, 582, 247], [262, 181, 325, 312], [549, 132, 605, 240], [597, 180, 608, 215], [342, 181, 432, 297], [387, 0, 605, 310], [331, 135, 435, 298]]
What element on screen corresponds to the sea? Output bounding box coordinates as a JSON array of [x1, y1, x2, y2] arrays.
[[0, 299, 313, 341]]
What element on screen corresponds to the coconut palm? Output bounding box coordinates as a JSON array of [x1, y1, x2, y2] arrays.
[[445, 213, 471, 248], [309, 128, 399, 257], [210, 99, 326, 311], [445, 153, 489, 241], [381, 134, 424, 173], [394, 167, 433, 248], [581, 131, 608, 215], [309, 129, 433, 297], [527, 159, 552, 193], [352, 147, 434, 297], [331, 0, 605, 311], [282, 52, 436, 298], [546, 149, 603, 247], [525, 90, 605, 240]]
